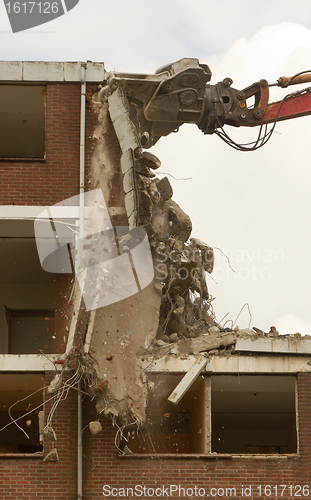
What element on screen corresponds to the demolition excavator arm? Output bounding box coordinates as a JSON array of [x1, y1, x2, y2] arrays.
[[106, 58, 311, 150]]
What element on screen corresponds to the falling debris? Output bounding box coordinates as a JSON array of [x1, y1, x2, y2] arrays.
[[79, 84, 218, 427], [43, 69, 311, 448], [43, 448, 59, 462], [47, 373, 63, 394], [122, 445, 134, 455], [158, 332, 236, 356], [42, 427, 57, 441], [89, 421, 102, 435], [168, 357, 207, 404]]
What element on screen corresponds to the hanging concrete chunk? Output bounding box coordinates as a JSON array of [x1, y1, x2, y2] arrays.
[[123, 167, 135, 194], [139, 151, 161, 170], [108, 88, 141, 153], [120, 148, 135, 175], [42, 427, 57, 441], [89, 421, 102, 435], [169, 332, 236, 355], [191, 238, 214, 274], [156, 176, 173, 201], [168, 200, 192, 242], [135, 159, 156, 177], [43, 448, 59, 462], [124, 190, 137, 220], [47, 372, 63, 394]]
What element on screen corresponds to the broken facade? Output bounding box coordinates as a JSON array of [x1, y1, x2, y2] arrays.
[[0, 61, 310, 500]]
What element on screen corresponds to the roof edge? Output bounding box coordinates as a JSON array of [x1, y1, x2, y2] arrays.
[[0, 61, 106, 82]]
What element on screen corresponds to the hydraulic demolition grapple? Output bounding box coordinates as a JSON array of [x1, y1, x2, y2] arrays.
[[105, 58, 311, 150]]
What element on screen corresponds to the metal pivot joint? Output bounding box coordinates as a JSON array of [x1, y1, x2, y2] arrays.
[[104, 59, 311, 148]]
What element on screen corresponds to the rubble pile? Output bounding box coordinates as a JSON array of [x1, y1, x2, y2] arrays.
[[148, 324, 311, 358]]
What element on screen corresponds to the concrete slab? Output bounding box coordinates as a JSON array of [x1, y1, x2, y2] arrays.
[[236, 337, 311, 354]]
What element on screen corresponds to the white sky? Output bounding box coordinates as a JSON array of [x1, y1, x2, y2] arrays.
[[1, 0, 311, 334]]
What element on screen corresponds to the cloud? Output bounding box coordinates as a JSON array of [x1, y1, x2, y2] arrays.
[[176, 0, 311, 59], [275, 314, 311, 335], [211, 22, 311, 86]]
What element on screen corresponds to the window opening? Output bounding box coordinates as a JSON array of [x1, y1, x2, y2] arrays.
[[211, 375, 297, 454], [0, 85, 45, 159], [8, 310, 54, 354], [128, 374, 208, 454], [128, 373, 297, 456], [0, 373, 44, 454], [0, 220, 55, 354]]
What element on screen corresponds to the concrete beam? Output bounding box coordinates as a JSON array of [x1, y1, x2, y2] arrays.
[[0, 61, 105, 82], [0, 354, 62, 371], [168, 357, 207, 404], [236, 337, 311, 354], [0, 205, 125, 220], [142, 354, 311, 373]]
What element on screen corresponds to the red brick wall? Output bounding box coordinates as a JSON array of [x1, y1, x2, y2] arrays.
[[82, 373, 311, 500], [0, 81, 122, 208], [0, 83, 96, 206], [0, 373, 309, 499], [0, 372, 78, 500]]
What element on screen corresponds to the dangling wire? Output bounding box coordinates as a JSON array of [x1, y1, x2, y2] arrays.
[[214, 85, 311, 152], [283, 70, 311, 87]]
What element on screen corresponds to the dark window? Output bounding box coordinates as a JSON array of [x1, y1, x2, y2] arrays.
[[0, 373, 44, 454], [211, 375, 297, 454], [0, 222, 55, 354], [8, 310, 54, 354], [0, 85, 45, 159]]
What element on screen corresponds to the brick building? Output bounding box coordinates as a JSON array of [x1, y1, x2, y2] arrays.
[[0, 61, 310, 500]]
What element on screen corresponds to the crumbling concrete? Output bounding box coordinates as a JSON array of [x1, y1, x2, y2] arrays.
[[70, 85, 219, 427], [48, 80, 311, 437], [88, 282, 161, 424], [89, 421, 102, 435], [43, 448, 59, 462], [152, 332, 236, 356], [42, 427, 57, 441]]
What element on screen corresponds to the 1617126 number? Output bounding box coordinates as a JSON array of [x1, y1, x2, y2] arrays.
[[257, 485, 310, 497], [5, 2, 59, 14]]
